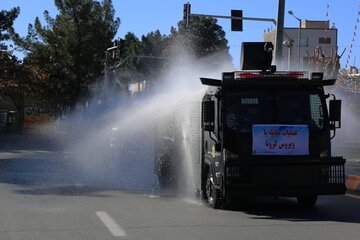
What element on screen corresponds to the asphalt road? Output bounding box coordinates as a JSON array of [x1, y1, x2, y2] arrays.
[[0, 139, 359, 240]]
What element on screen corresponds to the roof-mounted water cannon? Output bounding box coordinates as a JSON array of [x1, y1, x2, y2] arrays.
[[241, 42, 275, 72]]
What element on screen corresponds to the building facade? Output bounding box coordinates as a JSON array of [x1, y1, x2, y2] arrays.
[[264, 20, 338, 71]]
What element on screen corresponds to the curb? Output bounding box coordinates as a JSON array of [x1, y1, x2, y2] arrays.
[[346, 175, 360, 195]]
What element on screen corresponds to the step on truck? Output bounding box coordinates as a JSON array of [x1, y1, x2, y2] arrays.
[[154, 42, 346, 208]]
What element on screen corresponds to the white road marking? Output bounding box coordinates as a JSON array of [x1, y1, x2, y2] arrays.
[[346, 193, 360, 199], [95, 211, 126, 237], [144, 194, 159, 198]]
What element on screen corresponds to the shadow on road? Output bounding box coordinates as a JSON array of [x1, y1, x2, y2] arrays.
[[0, 133, 158, 198], [14, 185, 114, 197], [0, 157, 107, 197], [0, 156, 157, 197], [224, 196, 360, 224]]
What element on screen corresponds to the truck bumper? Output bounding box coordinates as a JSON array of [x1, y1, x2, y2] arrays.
[[224, 157, 346, 197]]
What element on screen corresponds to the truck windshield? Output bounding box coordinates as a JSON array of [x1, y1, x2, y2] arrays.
[[224, 89, 325, 133]]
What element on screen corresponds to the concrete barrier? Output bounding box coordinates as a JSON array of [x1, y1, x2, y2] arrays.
[[346, 175, 360, 194]]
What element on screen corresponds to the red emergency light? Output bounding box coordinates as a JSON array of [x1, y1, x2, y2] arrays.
[[233, 71, 307, 80]]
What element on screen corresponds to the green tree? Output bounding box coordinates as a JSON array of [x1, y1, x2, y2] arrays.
[[0, 7, 27, 131], [138, 30, 169, 79], [141, 30, 169, 57], [113, 31, 169, 89], [105, 32, 143, 96], [0, 52, 33, 131], [0, 7, 20, 41], [103, 15, 232, 93], [15, 0, 120, 111], [121, 32, 142, 69], [171, 16, 232, 67]]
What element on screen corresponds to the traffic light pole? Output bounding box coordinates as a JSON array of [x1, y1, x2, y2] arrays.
[[104, 43, 118, 72], [190, 13, 276, 25], [183, 3, 287, 65], [275, 0, 285, 66]]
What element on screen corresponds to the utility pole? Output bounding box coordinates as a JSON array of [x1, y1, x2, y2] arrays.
[[275, 0, 285, 67]]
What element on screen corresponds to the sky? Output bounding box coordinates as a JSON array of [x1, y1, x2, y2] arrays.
[[1, 0, 360, 69]]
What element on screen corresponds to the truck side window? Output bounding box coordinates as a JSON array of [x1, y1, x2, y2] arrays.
[[309, 94, 324, 130]]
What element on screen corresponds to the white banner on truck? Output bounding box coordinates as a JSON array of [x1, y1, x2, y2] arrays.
[[252, 124, 309, 156]]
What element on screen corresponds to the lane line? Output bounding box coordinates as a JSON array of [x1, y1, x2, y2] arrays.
[[346, 193, 360, 199], [95, 211, 126, 237]]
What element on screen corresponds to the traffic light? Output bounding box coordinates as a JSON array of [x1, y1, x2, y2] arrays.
[[231, 10, 243, 32], [183, 3, 191, 28]]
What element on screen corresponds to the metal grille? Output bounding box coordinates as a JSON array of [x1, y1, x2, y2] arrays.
[[326, 165, 345, 184], [226, 167, 253, 185], [321, 165, 345, 184]]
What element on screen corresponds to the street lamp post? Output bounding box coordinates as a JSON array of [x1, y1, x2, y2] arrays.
[[283, 39, 294, 70], [288, 10, 302, 69]]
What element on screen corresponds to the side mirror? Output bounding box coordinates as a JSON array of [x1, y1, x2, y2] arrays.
[[215, 142, 221, 152], [202, 101, 215, 131], [329, 99, 341, 129]]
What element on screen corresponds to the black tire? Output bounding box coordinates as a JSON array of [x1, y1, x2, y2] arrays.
[[297, 195, 318, 208], [158, 176, 171, 189], [205, 171, 222, 209], [158, 169, 175, 190]]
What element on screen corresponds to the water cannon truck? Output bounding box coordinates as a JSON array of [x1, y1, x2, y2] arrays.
[[154, 42, 346, 208]]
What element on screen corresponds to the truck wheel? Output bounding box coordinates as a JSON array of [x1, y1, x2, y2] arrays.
[[159, 176, 170, 189], [297, 195, 318, 208], [158, 170, 175, 190], [205, 171, 222, 209], [155, 155, 172, 190]]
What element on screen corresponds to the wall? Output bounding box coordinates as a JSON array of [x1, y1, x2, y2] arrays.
[[264, 27, 337, 70]]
